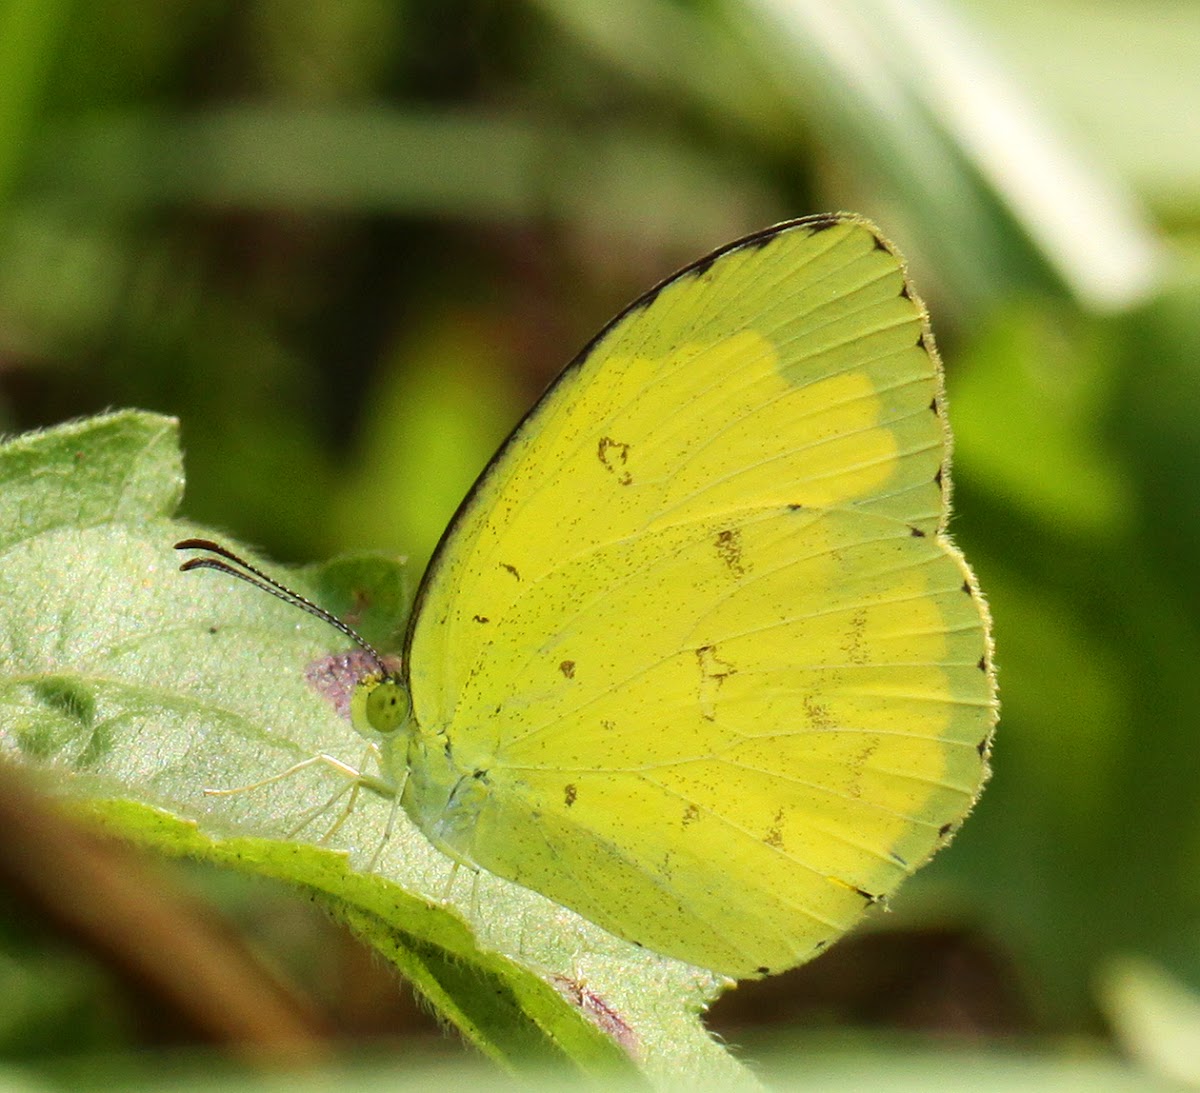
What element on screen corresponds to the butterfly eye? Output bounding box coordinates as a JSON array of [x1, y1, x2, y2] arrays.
[[360, 677, 411, 735]]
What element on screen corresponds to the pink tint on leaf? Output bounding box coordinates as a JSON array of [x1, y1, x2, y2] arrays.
[[305, 650, 402, 721]]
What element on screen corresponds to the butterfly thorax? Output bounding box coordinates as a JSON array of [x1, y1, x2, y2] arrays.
[[400, 720, 493, 867]]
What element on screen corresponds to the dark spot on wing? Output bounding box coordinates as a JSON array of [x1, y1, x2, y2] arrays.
[[803, 695, 832, 730], [500, 562, 521, 581], [978, 655, 988, 672], [962, 580, 972, 595], [601, 719, 616, 732], [854, 886, 880, 904], [631, 284, 662, 312], [841, 608, 869, 666], [788, 502, 805, 511], [805, 214, 840, 234], [873, 235, 890, 253], [764, 809, 785, 850], [696, 645, 737, 720], [559, 660, 576, 679], [473, 614, 489, 624], [208, 625, 219, 635], [848, 740, 879, 800], [918, 331, 932, 352], [900, 282, 912, 300], [564, 783, 577, 807], [682, 803, 700, 827], [910, 526, 926, 538], [756, 965, 771, 975], [977, 735, 990, 757], [890, 851, 908, 867], [714, 528, 747, 577], [929, 397, 939, 414], [597, 436, 633, 486], [934, 467, 943, 489]]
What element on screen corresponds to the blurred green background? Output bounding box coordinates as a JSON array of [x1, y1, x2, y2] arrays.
[[3, 0, 1200, 1085]]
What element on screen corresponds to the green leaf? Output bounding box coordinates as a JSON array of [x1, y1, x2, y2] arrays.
[[0, 410, 750, 1085], [0, 409, 183, 545], [78, 798, 623, 1073]]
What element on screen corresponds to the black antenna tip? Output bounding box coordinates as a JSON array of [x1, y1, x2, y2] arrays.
[[174, 536, 392, 677]]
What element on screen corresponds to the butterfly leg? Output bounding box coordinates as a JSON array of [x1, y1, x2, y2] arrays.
[[467, 865, 483, 918], [203, 752, 369, 797], [285, 776, 361, 839], [204, 747, 396, 843], [297, 743, 399, 843], [366, 769, 409, 871], [440, 860, 462, 903]]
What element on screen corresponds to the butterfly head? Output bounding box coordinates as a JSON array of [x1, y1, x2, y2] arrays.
[[350, 672, 411, 739]]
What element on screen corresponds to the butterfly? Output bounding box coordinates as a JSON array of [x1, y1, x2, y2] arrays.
[[180, 213, 997, 980]]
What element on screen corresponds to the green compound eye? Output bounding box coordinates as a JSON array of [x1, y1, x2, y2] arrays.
[[355, 676, 410, 736]]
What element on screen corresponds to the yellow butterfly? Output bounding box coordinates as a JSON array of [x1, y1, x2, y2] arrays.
[[181, 213, 996, 980]]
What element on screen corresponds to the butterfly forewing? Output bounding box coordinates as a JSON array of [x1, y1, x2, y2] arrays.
[[403, 214, 996, 978]]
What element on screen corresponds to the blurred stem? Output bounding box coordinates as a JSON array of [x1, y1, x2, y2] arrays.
[[0, 762, 330, 1063]]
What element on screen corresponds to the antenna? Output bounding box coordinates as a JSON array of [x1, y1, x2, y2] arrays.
[[175, 538, 392, 677]]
